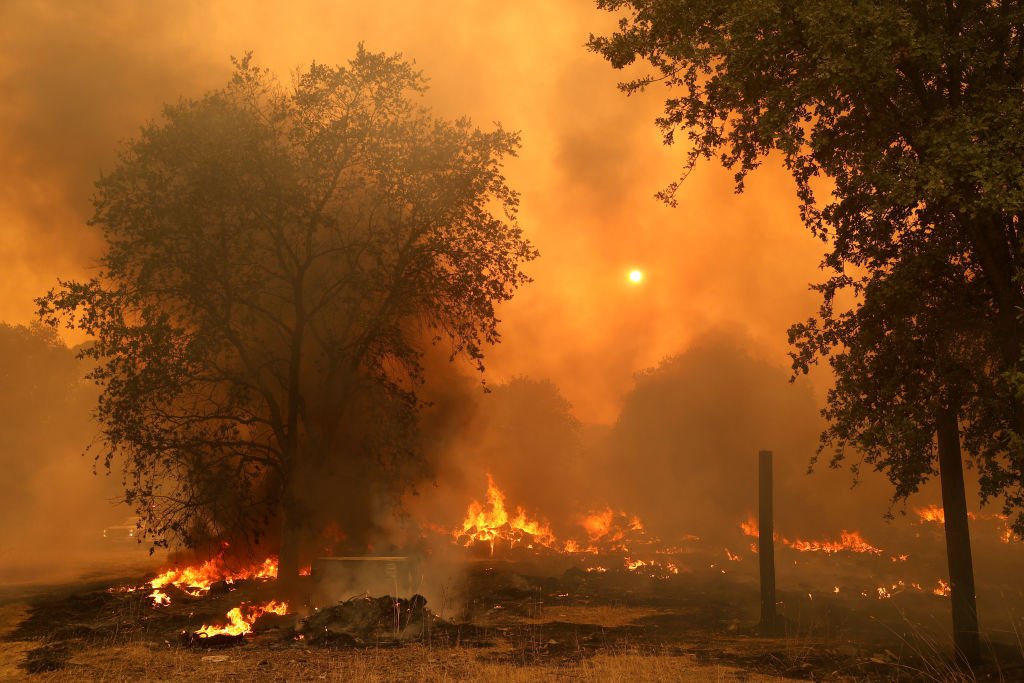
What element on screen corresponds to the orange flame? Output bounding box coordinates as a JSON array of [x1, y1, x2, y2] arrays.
[[580, 508, 617, 541], [145, 554, 278, 605], [195, 600, 288, 638], [455, 474, 556, 555], [783, 531, 883, 555], [915, 505, 945, 524], [739, 515, 881, 554]]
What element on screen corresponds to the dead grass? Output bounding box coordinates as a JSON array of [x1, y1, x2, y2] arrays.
[[511, 605, 667, 628], [1, 642, 798, 682]]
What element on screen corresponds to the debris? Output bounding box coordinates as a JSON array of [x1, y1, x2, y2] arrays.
[[299, 594, 434, 645]]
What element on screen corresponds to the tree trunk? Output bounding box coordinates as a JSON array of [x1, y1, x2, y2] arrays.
[[936, 405, 981, 665], [278, 501, 302, 590]]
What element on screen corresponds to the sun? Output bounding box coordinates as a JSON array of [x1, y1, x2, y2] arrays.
[[628, 269, 644, 284]]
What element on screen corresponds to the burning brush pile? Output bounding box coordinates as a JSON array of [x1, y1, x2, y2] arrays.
[[100, 550, 437, 648], [448, 474, 681, 579]]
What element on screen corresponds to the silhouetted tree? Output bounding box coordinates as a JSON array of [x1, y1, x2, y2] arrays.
[[38, 47, 536, 582], [590, 1, 1024, 661]]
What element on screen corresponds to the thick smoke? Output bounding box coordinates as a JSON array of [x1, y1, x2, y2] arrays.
[[4, 1, 1016, 595], [0, 0, 827, 422]]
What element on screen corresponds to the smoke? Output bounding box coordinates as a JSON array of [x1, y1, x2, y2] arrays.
[[6, 1, 1017, 600], [0, 324, 147, 583], [0, 0, 827, 422]]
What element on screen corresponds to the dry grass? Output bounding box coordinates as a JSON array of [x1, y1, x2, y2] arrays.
[[0, 594, 800, 682], [0, 642, 798, 682]]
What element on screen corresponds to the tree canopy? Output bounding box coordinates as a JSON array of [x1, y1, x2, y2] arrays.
[[590, 0, 1024, 532], [38, 47, 537, 575]]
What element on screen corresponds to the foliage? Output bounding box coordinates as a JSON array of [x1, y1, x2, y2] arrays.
[[37, 47, 537, 553], [590, 1, 1024, 531]]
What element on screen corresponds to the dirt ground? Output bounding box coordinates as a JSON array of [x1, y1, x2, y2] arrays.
[[1, 559, 1021, 682]]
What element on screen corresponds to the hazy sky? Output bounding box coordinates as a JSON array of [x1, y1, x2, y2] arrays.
[[0, 0, 828, 422]]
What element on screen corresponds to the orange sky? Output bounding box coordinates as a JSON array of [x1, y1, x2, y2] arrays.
[[0, 0, 828, 422]]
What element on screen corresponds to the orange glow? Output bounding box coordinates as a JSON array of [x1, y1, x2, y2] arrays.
[[739, 514, 881, 554], [145, 553, 278, 605], [740, 515, 759, 538], [195, 600, 288, 638], [915, 505, 945, 524], [455, 474, 556, 555], [783, 531, 882, 555]]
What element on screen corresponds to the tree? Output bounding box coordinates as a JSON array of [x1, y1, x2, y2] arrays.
[[38, 47, 537, 582], [589, 0, 1024, 662]]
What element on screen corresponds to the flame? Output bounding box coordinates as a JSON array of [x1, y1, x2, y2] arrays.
[[933, 579, 951, 597], [915, 505, 945, 524], [784, 531, 882, 555], [455, 474, 556, 555], [724, 548, 741, 562], [739, 515, 881, 554], [580, 508, 618, 541], [740, 515, 759, 538], [195, 600, 288, 638], [140, 552, 279, 605]]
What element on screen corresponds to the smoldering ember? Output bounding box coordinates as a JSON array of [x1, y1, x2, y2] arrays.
[[3, 4, 1024, 683]]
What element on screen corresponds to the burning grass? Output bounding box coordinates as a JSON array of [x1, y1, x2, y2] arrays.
[[4, 476, 1023, 680], [4, 556, 1024, 681]]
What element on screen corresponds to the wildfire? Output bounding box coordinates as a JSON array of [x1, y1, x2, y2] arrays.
[[455, 474, 557, 555], [784, 531, 883, 555], [581, 508, 618, 541], [106, 546, 283, 606], [933, 579, 951, 597], [739, 516, 882, 554], [452, 475, 660, 557], [915, 505, 945, 524], [740, 515, 759, 538], [195, 600, 288, 638]]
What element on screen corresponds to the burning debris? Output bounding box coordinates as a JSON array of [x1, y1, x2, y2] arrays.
[[195, 600, 289, 639], [451, 474, 684, 567], [455, 474, 558, 554], [110, 548, 283, 607]]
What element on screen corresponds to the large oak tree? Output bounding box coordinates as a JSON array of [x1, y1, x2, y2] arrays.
[[590, 0, 1024, 662], [38, 48, 536, 582]]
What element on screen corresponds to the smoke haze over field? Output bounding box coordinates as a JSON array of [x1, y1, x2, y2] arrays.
[[3, 1, 1017, 594], [0, 0, 826, 423]]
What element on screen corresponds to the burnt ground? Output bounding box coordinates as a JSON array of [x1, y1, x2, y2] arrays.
[[1, 558, 1023, 682]]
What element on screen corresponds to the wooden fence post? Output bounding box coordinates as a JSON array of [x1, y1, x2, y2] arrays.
[[759, 449, 777, 634]]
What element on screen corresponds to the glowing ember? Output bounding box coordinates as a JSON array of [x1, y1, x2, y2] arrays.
[[455, 474, 556, 555], [724, 548, 741, 562], [195, 600, 288, 638]]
